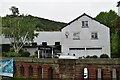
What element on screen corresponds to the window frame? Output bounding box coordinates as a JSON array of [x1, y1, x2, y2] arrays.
[[73, 32, 80, 40], [91, 32, 98, 40], [82, 21, 89, 28]]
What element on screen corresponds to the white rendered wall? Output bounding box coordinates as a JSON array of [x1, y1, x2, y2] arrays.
[[61, 15, 110, 57], [118, 6, 120, 16], [26, 47, 38, 56], [34, 31, 61, 45]]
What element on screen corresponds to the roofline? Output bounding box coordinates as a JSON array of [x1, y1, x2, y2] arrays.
[[117, 1, 120, 7], [60, 13, 109, 30]]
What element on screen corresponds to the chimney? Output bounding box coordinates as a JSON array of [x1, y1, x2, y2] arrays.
[[117, 1, 120, 16]]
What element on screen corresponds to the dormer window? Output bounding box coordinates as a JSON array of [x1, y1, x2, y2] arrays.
[[82, 21, 88, 28]]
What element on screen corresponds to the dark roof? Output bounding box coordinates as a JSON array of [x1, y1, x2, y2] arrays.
[[60, 13, 109, 30], [117, 1, 120, 7]]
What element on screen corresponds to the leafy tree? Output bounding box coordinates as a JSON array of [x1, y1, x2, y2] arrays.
[[2, 6, 39, 53], [9, 6, 19, 16], [115, 17, 120, 57], [95, 10, 118, 33], [95, 10, 119, 57]]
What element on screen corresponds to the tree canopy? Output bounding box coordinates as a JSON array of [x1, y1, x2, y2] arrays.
[[2, 6, 40, 53], [95, 10, 120, 58]]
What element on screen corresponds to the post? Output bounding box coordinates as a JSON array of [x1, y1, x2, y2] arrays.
[[38, 50, 40, 58], [52, 47, 53, 58]]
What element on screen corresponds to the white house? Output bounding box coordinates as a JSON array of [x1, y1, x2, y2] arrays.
[[1, 13, 111, 58], [61, 13, 110, 58], [34, 13, 110, 58], [117, 1, 120, 16]]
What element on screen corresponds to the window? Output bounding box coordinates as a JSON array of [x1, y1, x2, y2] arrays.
[[82, 21, 88, 28], [91, 32, 98, 39], [55, 42, 60, 45], [42, 42, 47, 46], [73, 32, 80, 40]]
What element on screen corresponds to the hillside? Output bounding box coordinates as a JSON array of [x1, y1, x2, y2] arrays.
[[36, 17, 67, 31], [2, 15, 67, 31]]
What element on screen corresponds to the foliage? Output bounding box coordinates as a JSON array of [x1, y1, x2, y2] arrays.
[[95, 10, 120, 57], [86, 55, 98, 58], [34, 15, 66, 31], [2, 52, 8, 57], [91, 55, 98, 58], [95, 10, 118, 33], [2, 14, 39, 53], [100, 54, 109, 58], [9, 47, 15, 52], [9, 6, 19, 16], [20, 51, 30, 57]]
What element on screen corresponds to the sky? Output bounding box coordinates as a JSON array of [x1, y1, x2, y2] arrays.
[[0, 0, 119, 23]]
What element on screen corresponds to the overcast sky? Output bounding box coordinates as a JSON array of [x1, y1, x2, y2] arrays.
[[1, 0, 119, 23]]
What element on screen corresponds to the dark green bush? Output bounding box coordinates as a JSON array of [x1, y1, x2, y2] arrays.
[[91, 55, 98, 58], [86, 55, 90, 58], [20, 51, 30, 57], [9, 48, 14, 52], [100, 54, 109, 58], [2, 52, 8, 57]]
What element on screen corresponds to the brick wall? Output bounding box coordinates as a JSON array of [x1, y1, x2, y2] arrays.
[[6, 57, 120, 79]]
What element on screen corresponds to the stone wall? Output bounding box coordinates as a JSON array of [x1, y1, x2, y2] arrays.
[[3, 57, 120, 79]]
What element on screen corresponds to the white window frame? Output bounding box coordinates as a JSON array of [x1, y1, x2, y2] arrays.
[[73, 32, 80, 40], [91, 32, 98, 40], [82, 21, 88, 28]]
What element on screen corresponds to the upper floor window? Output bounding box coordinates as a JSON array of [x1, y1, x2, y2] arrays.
[[73, 32, 80, 40], [91, 32, 98, 39], [42, 42, 47, 46], [82, 21, 88, 28]]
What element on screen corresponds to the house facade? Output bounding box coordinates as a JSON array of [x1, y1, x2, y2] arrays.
[[1, 13, 110, 58], [117, 1, 120, 16], [61, 13, 110, 58], [34, 13, 110, 58]]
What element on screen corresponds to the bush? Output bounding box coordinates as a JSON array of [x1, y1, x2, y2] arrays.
[[2, 52, 8, 57], [100, 54, 109, 58], [86, 55, 90, 58], [9, 48, 14, 52], [8, 52, 16, 57], [86, 55, 98, 58], [91, 55, 98, 58], [20, 51, 30, 57]]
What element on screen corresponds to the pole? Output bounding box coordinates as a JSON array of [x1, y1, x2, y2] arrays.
[[38, 50, 40, 58]]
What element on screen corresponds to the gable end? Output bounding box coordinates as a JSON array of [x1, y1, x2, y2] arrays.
[[61, 13, 109, 30]]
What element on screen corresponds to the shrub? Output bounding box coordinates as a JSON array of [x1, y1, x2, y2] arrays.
[[20, 51, 30, 57], [86, 55, 90, 58], [8, 52, 16, 57], [100, 54, 109, 58], [2, 52, 8, 57], [9, 48, 14, 52], [91, 55, 98, 58]]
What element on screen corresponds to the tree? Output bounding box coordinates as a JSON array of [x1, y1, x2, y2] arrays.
[[114, 17, 120, 57], [95, 10, 118, 33], [95, 10, 119, 57], [2, 6, 39, 53], [9, 6, 19, 16]]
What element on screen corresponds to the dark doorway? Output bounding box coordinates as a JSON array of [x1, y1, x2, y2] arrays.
[[48, 67, 53, 79]]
